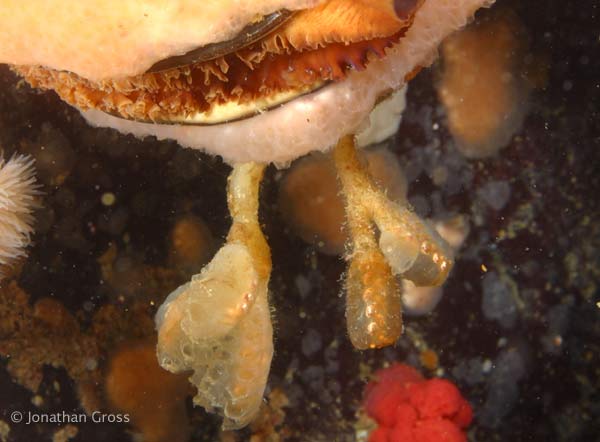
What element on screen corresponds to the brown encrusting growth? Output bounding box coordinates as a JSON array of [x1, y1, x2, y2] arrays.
[[0, 282, 97, 392], [0, 281, 155, 413], [0, 280, 196, 439], [14, 0, 422, 123], [248, 388, 291, 442]]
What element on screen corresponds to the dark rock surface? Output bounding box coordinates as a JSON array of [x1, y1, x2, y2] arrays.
[[0, 0, 598, 441]]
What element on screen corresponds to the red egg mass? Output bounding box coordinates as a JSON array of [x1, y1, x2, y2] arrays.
[[363, 363, 472, 442]]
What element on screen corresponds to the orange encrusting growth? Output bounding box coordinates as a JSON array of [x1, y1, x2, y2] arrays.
[[105, 340, 191, 442], [278, 154, 347, 255], [437, 10, 530, 158], [168, 215, 214, 272], [278, 148, 407, 255]]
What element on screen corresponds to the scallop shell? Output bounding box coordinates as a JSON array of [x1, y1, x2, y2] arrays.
[[14, 0, 422, 124]]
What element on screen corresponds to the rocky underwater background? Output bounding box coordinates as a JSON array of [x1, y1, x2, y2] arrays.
[[0, 0, 598, 441]]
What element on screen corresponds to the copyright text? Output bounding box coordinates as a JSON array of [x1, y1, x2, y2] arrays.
[[10, 411, 130, 425]]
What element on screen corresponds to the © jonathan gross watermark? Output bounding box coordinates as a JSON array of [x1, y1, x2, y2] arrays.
[[10, 410, 130, 425]]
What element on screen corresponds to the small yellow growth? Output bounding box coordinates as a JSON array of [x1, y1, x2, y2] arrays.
[[0, 420, 10, 442], [419, 349, 439, 371], [333, 135, 453, 350], [52, 424, 78, 442], [100, 192, 115, 206]]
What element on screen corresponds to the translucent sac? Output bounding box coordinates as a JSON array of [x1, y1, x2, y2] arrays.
[[373, 201, 453, 287], [156, 163, 273, 430], [190, 290, 272, 429], [333, 135, 454, 350], [346, 246, 403, 350], [156, 243, 259, 346], [156, 243, 273, 430], [378, 228, 420, 275]]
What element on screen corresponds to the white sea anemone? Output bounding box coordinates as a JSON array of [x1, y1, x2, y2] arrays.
[[0, 154, 40, 276]]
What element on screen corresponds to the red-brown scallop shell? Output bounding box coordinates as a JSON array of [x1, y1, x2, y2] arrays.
[[14, 0, 423, 123]]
